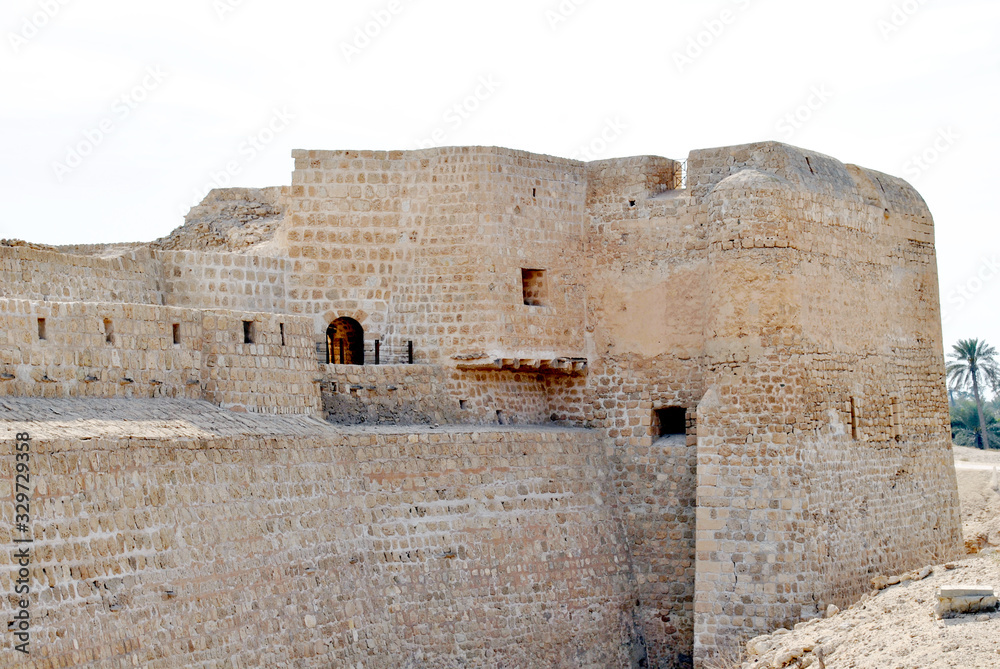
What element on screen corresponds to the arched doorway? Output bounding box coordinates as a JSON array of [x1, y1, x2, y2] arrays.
[[326, 318, 364, 365]]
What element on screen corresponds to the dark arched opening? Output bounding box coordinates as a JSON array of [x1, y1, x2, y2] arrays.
[[327, 318, 364, 365]]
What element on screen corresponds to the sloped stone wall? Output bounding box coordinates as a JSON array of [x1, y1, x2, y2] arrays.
[[0, 407, 640, 668]]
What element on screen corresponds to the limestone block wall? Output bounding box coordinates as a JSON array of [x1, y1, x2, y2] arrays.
[[159, 250, 289, 314], [690, 146, 963, 663], [277, 147, 589, 365], [581, 184, 710, 667], [0, 299, 320, 415], [320, 363, 462, 425], [0, 298, 202, 401], [586, 156, 681, 208], [0, 245, 163, 304], [198, 310, 321, 415], [446, 370, 556, 426], [0, 412, 642, 668]]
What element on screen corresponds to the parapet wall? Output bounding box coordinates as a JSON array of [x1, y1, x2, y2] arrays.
[[0, 405, 641, 668], [160, 250, 289, 313], [0, 245, 163, 305], [320, 363, 462, 425], [0, 299, 320, 415]]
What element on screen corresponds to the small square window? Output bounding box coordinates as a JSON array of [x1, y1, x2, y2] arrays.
[[654, 407, 687, 437], [521, 269, 547, 307]]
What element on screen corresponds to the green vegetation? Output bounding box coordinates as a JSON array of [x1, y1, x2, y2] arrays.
[[947, 338, 1000, 449]]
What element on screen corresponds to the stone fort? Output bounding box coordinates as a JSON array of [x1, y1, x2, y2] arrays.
[[0, 141, 963, 668]]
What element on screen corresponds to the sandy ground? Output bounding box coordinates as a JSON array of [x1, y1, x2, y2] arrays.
[[734, 446, 1000, 669]]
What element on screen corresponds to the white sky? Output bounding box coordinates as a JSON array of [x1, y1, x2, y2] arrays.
[[1, 0, 997, 354]]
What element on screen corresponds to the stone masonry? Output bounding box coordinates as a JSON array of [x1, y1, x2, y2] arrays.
[[0, 141, 963, 668]]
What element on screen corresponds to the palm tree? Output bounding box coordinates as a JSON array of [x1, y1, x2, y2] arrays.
[[950, 398, 1000, 448], [946, 339, 1000, 449]]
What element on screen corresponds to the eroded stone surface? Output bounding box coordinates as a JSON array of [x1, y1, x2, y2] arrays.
[[0, 141, 964, 667]]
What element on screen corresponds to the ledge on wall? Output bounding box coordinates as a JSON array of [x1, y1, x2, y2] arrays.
[[452, 353, 588, 375]]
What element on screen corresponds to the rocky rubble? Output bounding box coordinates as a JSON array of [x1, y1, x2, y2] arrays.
[[152, 186, 285, 252]]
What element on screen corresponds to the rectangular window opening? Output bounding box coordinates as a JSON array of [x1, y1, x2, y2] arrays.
[[103, 318, 114, 345], [459, 400, 468, 410], [521, 268, 547, 307], [172, 323, 181, 345], [279, 323, 286, 346], [654, 406, 687, 438], [850, 396, 860, 440], [243, 320, 255, 344], [37, 318, 46, 341], [496, 410, 504, 425], [891, 396, 902, 441]]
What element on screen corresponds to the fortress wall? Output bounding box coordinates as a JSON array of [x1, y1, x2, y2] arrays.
[[1, 422, 641, 668], [0, 299, 320, 415], [575, 193, 712, 666], [446, 370, 553, 426], [586, 156, 681, 208], [468, 149, 588, 357], [279, 148, 589, 371], [0, 299, 203, 401], [281, 149, 412, 345], [159, 250, 289, 314], [320, 363, 462, 425], [0, 246, 163, 305], [691, 156, 962, 662], [198, 310, 321, 415]]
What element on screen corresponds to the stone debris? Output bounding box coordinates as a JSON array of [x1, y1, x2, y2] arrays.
[[740, 555, 1000, 669], [935, 586, 999, 618], [871, 565, 934, 591]]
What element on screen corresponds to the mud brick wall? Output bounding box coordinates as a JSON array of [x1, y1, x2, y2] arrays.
[[0, 299, 320, 415], [0, 419, 642, 668], [321, 363, 461, 425], [0, 246, 163, 304], [159, 250, 289, 314]]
